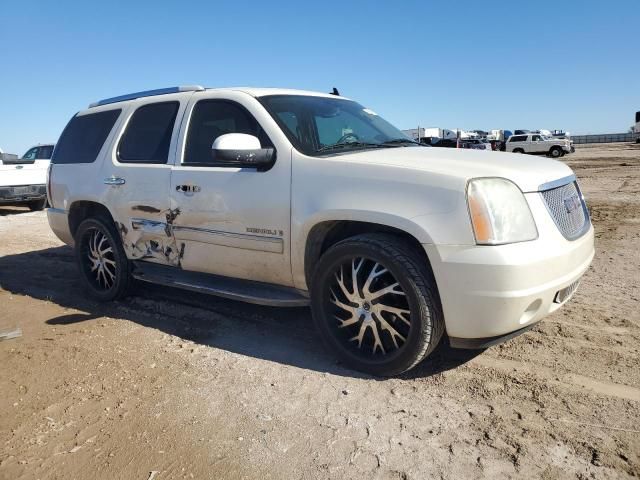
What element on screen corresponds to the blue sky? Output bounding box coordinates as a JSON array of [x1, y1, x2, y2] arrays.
[[1, 0, 638, 155]]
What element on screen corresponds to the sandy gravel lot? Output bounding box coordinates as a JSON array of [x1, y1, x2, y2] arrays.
[[1, 143, 639, 479]]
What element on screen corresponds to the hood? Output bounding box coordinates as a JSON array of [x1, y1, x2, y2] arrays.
[[330, 146, 573, 192]]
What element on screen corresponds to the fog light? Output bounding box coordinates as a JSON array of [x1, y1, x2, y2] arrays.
[[520, 299, 542, 325]]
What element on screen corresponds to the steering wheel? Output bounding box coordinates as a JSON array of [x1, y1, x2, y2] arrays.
[[335, 132, 360, 144]]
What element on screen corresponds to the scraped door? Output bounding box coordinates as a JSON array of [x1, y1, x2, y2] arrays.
[[170, 92, 293, 287], [102, 96, 187, 267]]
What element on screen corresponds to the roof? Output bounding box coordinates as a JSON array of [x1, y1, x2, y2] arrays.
[[88, 85, 348, 108]]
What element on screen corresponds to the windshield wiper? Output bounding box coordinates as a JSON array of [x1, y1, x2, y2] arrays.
[[315, 141, 394, 153], [381, 138, 423, 146]]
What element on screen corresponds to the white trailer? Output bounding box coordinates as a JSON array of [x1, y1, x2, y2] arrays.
[[403, 127, 457, 141]]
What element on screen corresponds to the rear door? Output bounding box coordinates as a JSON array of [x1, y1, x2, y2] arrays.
[[101, 95, 188, 267], [169, 90, 293, 287]]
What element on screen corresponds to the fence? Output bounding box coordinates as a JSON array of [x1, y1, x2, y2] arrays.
[[570, 133, 635, 144]]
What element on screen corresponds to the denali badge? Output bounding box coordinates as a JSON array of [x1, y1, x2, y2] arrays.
[[563, 194, 581, 214]]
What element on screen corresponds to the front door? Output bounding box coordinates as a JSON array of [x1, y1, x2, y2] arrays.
[[169, 91, 293, 287], [530, 134, 543, 153]]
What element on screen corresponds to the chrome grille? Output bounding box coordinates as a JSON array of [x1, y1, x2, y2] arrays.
[[540, 181, 589, 240]]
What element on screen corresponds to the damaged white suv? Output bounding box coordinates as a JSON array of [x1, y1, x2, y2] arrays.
[[47, 86, 594, 376]]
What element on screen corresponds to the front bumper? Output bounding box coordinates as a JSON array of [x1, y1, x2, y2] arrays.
[[0, 184, 46, 204], [424, 191, 594, 340]]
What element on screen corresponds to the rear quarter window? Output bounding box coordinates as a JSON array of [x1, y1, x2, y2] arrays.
[[52, 109, 121, 164]]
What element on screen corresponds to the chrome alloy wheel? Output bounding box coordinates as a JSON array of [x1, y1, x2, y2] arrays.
[[328, 257, 412, 357], [85, 228, 117, 290]]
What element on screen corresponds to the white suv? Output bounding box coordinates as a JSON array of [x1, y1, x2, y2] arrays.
[[506, 133, 572, 157], [47, 86, 594, 375]]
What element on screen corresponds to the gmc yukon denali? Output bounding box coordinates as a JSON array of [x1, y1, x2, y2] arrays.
[[47, 86, 594, 376]]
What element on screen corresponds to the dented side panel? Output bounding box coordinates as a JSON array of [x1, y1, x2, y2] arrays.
[[115, 209, 184, 266], [97, 93, 191, 268]]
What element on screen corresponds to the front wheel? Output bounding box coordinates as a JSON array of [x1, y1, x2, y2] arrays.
[[310, 234, 444, 376], [74, 217, 131, 301], [549, 146, 563, 158]]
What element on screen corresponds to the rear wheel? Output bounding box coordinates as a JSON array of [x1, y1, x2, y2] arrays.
[[549, 146, 562, 158], [512, 148, 524, 154], [74, 217, 131, 301], [28, 199, 47, 211], [310, 234, 444, 376]]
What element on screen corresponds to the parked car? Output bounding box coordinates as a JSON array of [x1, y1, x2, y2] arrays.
[[47, 86, 594, 376], [505, 133, 572, 157], [0, 143, 54, 210], [429, 138, 458, 148], [461, 138, 490, 150]]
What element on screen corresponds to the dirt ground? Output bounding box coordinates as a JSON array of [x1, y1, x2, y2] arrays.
[[1, 143, 639, 480]]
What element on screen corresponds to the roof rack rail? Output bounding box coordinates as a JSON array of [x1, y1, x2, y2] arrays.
[[88, 85, 205, 108]]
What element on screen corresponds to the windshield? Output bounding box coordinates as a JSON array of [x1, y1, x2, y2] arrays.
[[258, 95, 417, 156]]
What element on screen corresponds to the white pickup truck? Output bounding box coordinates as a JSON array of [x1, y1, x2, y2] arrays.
[[0, 144, 54, 210], [47, 86, 594, 376], [505, 133, 572, 158]]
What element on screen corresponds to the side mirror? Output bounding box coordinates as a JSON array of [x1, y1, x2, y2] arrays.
[[211, 133, 275, 169]]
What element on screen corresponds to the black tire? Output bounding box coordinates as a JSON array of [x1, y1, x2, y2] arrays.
[[28, 199, 47, 211], [513, 148, 524, 154], [74, 217, 131, 302], [310, 234, 444, 376], [549, 146, 562, 158]]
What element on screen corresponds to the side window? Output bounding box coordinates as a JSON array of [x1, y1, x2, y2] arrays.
[[276, 111, 300, 140], [118, 102, 179, 164], [37, 145, 54, 159], [532, 135, 540, 141], [51, 109, 121, 164], [509, 135, 524, 142], [22, 147, 38, 160], [184, 100, 271, 165]]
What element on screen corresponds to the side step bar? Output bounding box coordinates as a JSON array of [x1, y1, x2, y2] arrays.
[[131, 262, 310, 307]]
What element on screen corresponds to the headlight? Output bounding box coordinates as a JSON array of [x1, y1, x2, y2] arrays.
[[467, 178, 538, 245]]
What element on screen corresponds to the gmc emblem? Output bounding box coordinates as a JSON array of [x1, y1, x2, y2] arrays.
[[563, 194, 581, 214]]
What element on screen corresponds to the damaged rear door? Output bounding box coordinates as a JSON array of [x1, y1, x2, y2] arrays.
[[101, 95, 189, 267]]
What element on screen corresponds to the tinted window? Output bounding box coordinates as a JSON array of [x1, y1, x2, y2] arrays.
[[37, 145, 54, 159], [22, 147, 38, 160], [184, 100, 271, 165], [509, 135, 526, 142], [532, 135, 541, 141], [52, 109, 121, 164], [118, 102, 179, 163]]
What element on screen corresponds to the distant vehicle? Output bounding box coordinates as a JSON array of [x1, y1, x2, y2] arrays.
[[505, 134, 571, 158], [461, 138, 490, 150], [635, 111, 640, 143], [429, 138, 458, 148], [0, 143, 54, 210], [403, 128, 457, 141], [514, 129, 531, 135]]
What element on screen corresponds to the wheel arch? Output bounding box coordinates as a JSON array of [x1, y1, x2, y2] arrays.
[[302, 217, 433, 290], [68, 200, 116, 238]]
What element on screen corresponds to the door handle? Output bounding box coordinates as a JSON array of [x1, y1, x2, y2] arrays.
[[104, 176, 126, 186], [176, 184, 201, 193]]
